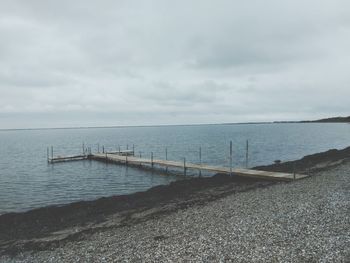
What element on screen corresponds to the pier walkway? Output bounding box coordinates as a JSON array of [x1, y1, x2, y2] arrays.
[[90, 152, 307, 181]]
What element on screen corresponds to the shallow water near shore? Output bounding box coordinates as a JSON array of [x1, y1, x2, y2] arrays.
[[0, 123, 349, 214]]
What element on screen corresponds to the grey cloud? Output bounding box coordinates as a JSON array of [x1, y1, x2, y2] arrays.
[[0, 0, 349, 128]]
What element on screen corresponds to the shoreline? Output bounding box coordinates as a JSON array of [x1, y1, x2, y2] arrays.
[[1, 146, 349, 258]]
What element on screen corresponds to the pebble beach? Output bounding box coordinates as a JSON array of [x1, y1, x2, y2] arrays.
[[1, 158, 349, 262]]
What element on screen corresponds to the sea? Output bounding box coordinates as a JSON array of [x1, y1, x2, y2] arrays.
[[0, 123, 349, 214]]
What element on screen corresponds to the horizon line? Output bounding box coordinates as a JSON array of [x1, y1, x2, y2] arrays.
[[1, 115, 348, 131], [0, 121, 286, 132]]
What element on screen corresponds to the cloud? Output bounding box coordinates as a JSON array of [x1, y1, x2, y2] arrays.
[[0, 0, 349, 128]]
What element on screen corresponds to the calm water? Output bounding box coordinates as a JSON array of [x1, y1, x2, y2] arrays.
[[0, 123, 349, 214]]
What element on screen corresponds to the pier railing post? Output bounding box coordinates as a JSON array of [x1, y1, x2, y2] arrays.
[[47, 147, 49, 163], [82, 142, 85, 155], [132, 144, 135, 156], [293, 163, 296, 180], [151, 152, 154, 167], [245, 140, 249, 168], [165, 147, 168, 173], [51, 146, 54, 161], [199, 146, 202, 176], [102, 146, 105, 154], [230, 141, 233, 176], [184, 157, 186, 176]]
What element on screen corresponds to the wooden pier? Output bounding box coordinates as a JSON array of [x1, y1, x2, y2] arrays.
[[90, 153, 307, 181], [47, 143, 308, 181]]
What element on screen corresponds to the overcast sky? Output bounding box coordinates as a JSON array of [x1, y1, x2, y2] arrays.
[[0, 0, 349, 128]]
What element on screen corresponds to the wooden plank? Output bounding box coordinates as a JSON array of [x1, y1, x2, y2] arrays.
[[106, 150, 134, 156]]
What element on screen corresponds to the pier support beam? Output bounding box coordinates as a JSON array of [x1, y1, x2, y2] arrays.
[[245, 140, 249, 168], [199, 146, 202, 176], [165, 147, 168, 173], [230, 141, 233, 176], [293, 163, 296, 180], [184, 157, 187, 176]]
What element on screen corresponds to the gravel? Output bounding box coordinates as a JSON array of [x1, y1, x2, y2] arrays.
[[2, 162, 349, 262]]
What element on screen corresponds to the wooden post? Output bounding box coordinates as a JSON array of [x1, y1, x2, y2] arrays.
[[184, 157, 187, 176], [245, 140, 249, 168], [199, 146, 202, 176], [132, 144, 135, 156], [82, 142, 85, 155], [293, 163, 296, 180], [165, 147, 168, 173], [151, 152, 154, 167], [51, 146, 54, 160], [47, 147, 49, 163], [102, 145, 105, 153], [230, 141, 233, 176]]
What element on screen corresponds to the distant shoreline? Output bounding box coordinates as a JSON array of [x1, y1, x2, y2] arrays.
[[0, 116, 349, 132]]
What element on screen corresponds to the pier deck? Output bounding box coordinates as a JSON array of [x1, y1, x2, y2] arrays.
[[48, 155, 88, 163], [91, 153, 307, 181]]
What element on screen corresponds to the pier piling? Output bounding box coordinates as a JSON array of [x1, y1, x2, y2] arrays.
[[230, 141, 233, 176], [165, 147, 168, 173], [245, 140, 249, 168], [47, 147, 49, 163], [184, 157, 187, 176], [199, 146, 202, 176], [293, 163, 296, 180]]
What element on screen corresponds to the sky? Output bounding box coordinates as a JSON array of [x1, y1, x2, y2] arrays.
[[0, 0, 349, 129]]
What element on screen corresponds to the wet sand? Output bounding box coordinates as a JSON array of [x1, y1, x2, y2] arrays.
[[0, 146, 349, 261]]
